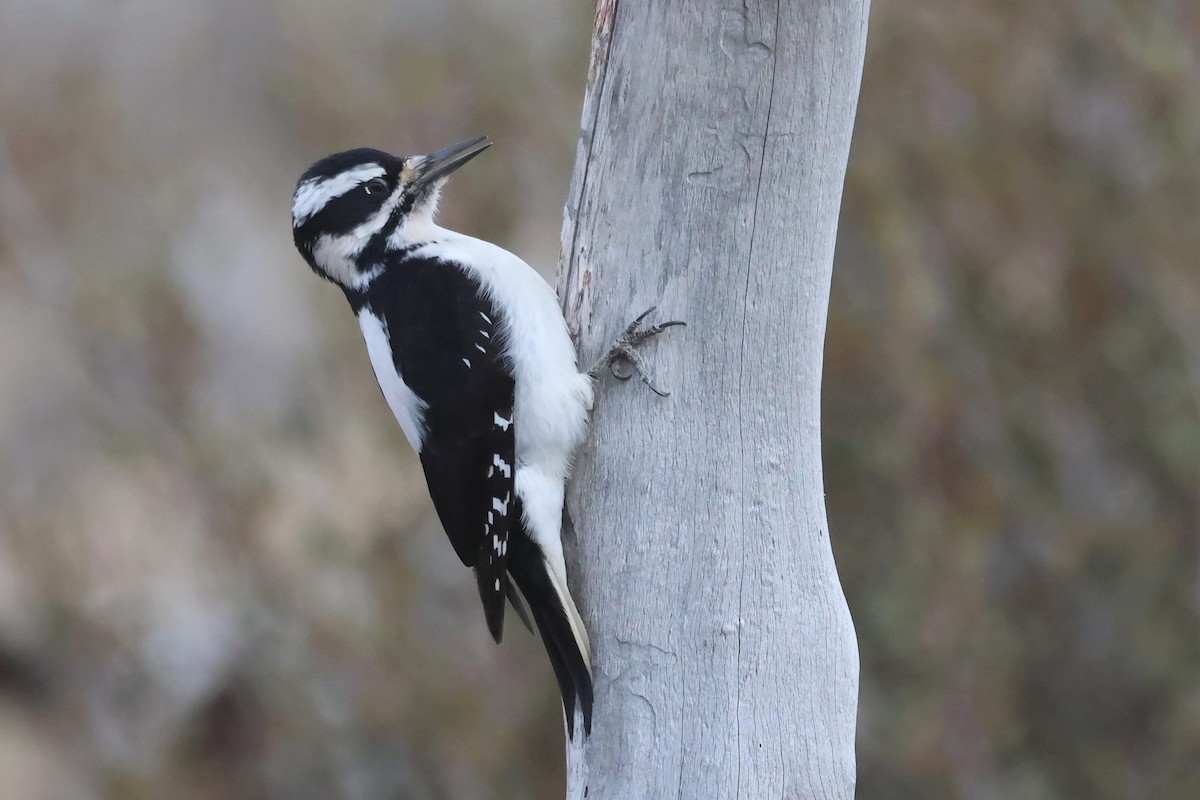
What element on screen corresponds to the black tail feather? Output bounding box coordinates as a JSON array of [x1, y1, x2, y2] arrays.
[[504, 578, 535, 635], [507, 537, 593, 738], [528, 600, 578, 728]]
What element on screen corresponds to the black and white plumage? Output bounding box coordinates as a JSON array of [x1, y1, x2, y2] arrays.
[[292, 137, 596, 736]]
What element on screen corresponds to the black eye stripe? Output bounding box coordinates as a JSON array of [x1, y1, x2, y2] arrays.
[[298, 186, 386, 237]]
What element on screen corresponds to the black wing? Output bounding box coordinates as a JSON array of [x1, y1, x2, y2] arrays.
[[364, 257, 517, 641]]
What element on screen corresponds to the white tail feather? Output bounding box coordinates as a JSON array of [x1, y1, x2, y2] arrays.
[[546, 557, 593, 676]]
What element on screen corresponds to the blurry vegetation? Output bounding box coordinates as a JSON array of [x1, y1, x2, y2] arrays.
[[828, 2, 1200, 798], [0, 0, 1195, 798]]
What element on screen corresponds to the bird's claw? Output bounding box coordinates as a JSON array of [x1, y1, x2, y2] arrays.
[[588, 306, 686, 397]]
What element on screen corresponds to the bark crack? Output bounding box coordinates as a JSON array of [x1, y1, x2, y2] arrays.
[[735, 1, 781, 796], [561, 0, 621, 323]]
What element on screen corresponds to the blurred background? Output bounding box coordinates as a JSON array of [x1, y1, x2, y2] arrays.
[[0, 0, 1195, 798]]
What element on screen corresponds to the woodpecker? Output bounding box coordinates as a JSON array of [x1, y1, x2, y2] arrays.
[[291, 136, 681, 739]]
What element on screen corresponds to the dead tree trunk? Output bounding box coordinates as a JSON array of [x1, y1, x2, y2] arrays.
[[556, 1, 868, 797]]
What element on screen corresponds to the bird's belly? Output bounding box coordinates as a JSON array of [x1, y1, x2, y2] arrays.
[[513, 364, 591, 468]]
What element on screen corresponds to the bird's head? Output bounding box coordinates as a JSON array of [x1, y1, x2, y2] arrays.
[[291, 136, 492, 289]]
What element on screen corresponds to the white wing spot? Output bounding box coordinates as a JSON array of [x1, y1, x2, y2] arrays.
[[493, 412, 512, 431], [494, 578, 501, 591], [462, 357, 471, 368], [491, 453, 512, 478], [475, 343, 486, 353], [480, 330, 490, 339], [479, 311, 491, 323]]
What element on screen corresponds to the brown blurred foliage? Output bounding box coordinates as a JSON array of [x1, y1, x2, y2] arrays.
[[0, 0, 1195, 798], [830, 1, 1200, 798]]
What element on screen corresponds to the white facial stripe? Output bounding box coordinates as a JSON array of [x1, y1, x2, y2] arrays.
[[312, 232, 367, 286], [292, 164, 386, 224], [308, 181, 410, 288], [356, 182, 408, 238]]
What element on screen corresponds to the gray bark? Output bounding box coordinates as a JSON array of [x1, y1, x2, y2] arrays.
[[557, 1, 868, 798]]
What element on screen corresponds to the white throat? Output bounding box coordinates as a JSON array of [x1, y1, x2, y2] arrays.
[[386, 184, 447, 251]]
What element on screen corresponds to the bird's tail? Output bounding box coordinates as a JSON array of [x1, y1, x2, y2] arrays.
[[507, 535, 593, 739]]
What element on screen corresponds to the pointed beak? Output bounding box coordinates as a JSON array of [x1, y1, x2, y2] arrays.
[[413, 136, 492, 191]]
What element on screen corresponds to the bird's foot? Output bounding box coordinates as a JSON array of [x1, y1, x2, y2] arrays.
[[587, 306, 686, 397]]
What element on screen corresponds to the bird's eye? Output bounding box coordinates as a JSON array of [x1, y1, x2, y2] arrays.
[[363, 177, 389, 195]]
